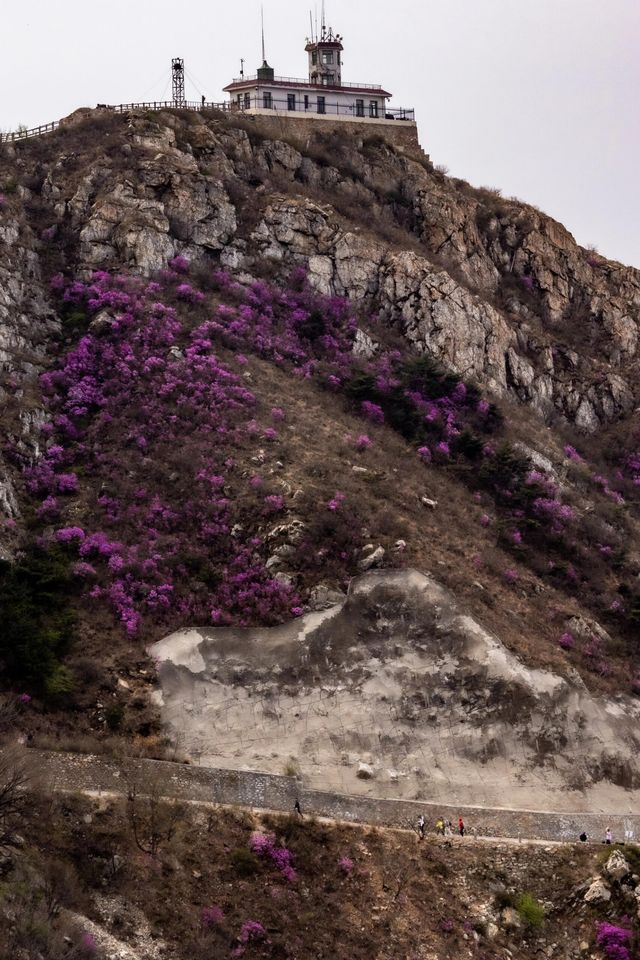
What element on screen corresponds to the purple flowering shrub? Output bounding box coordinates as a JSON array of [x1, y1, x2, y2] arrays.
[[338, 856, 354, 876], [249, 833, 297, 883], [232, 920, 270, 958], [558, 632, 575, 650], [17, 265, 639, 682], [206, 267, 358, 375], [596, 922, 633, 960], [27, 271, 300, 635], [79, 933, 98, 956], [202, 905, 225, 927]]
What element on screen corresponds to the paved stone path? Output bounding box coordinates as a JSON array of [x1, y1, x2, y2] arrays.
[[28, 749, 640, 844]]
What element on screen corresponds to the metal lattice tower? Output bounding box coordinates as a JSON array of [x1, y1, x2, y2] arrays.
[[172, 58, 185, 107]]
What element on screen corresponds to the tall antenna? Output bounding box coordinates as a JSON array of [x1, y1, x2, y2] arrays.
[[321, 0, 326, 36], [261, 4, 266, 62], [309, 9, 314, 42], [171, 58, 185, 108]]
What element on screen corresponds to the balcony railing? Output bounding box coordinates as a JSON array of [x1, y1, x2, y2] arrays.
[[230, 94, 414, 121], [229, 74, 384, 92]]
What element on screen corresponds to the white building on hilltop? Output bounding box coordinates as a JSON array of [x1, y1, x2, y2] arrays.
[[223, 21, 414, 125]]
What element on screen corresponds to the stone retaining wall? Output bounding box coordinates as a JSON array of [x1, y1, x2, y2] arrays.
[[234, 112, 425, 156], [33, 751, 640, 844]]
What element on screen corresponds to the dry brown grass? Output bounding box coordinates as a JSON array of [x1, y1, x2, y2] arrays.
[[233, 359, 581, 691], [1, 790, 604, 960]]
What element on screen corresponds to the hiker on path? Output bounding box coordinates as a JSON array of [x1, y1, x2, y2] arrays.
[[417, 815, 425, 839], [605, 827, 612, 844], [436, 817, 444, 836], [294, 798, 302, 817], [579, 831, 588, 843], [458, 817, 465, 837], [444, 819, 452, 837]]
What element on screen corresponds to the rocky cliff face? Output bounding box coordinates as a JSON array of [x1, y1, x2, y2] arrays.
[[2, 108, 639, 437]]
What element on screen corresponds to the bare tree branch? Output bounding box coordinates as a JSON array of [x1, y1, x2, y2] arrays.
[[124, 768, 185, 859], [0, 747, 30, 850]]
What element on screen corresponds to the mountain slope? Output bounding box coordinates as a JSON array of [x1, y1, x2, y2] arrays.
[[0, 106, 639, 795]]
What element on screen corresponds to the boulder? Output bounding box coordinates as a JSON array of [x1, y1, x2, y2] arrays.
[[605, 850, 630, 881], [88, 308, 116, 334], [352, 328, 379, 359], [567, 615, 612, 646], [358, 546, 385, 571], [500, 907, 521, 931], [356, 762, 375, 780], [584, 878, 611, 903], [308, 584, 347, 611]]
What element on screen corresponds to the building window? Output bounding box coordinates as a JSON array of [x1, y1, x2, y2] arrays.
[[244, 92, 251, 108], [369, 100, 379, 118], [287, 94, 296, 111], [317, 96, 326, 114], [263, 91, 273, 109], [322, 73, 335, 85], [312, 51, 317, 65], [322, 50, 334, 64], [304, 94, 309, 110], [237, 94, 242, 106], [355, 99, 364, 117]]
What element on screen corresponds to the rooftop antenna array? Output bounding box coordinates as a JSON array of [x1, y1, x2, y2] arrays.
[[171, 58, 185, 107]]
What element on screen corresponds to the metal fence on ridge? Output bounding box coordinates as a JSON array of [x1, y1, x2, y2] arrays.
[[0, 98, 415, 145]]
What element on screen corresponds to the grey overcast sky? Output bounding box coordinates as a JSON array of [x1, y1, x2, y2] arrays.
[[3, 0, 639, 267]]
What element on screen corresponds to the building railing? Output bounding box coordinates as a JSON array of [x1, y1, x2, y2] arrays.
[[232, 95, 415, 121], [229, 74, 384, 92], [0, 98, 414, 145]]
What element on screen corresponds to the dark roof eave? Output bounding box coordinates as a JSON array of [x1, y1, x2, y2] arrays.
[[304, 40, 344, 49], [223, 79, 392, 97]]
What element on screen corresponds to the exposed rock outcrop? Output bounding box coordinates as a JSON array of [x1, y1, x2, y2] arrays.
[[149, 569, 640, 810], [3, 108, 639, 441]]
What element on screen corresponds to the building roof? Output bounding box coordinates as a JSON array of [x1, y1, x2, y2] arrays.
[[223, 76, 392, 98], [304, 39, 343, 50]]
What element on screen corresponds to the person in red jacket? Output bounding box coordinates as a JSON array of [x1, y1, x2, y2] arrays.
[[458, 817, 465, 837]]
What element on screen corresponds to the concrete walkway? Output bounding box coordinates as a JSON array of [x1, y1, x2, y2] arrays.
[[27, 749, 640, 844]]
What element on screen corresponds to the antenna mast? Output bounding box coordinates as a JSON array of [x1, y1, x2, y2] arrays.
[[261, 5, 266, 61], [171, 58, 185, 108], [321, 0, 326, 38]]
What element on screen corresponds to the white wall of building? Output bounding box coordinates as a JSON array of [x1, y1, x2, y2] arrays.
[[230, 85, 386, 119]]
